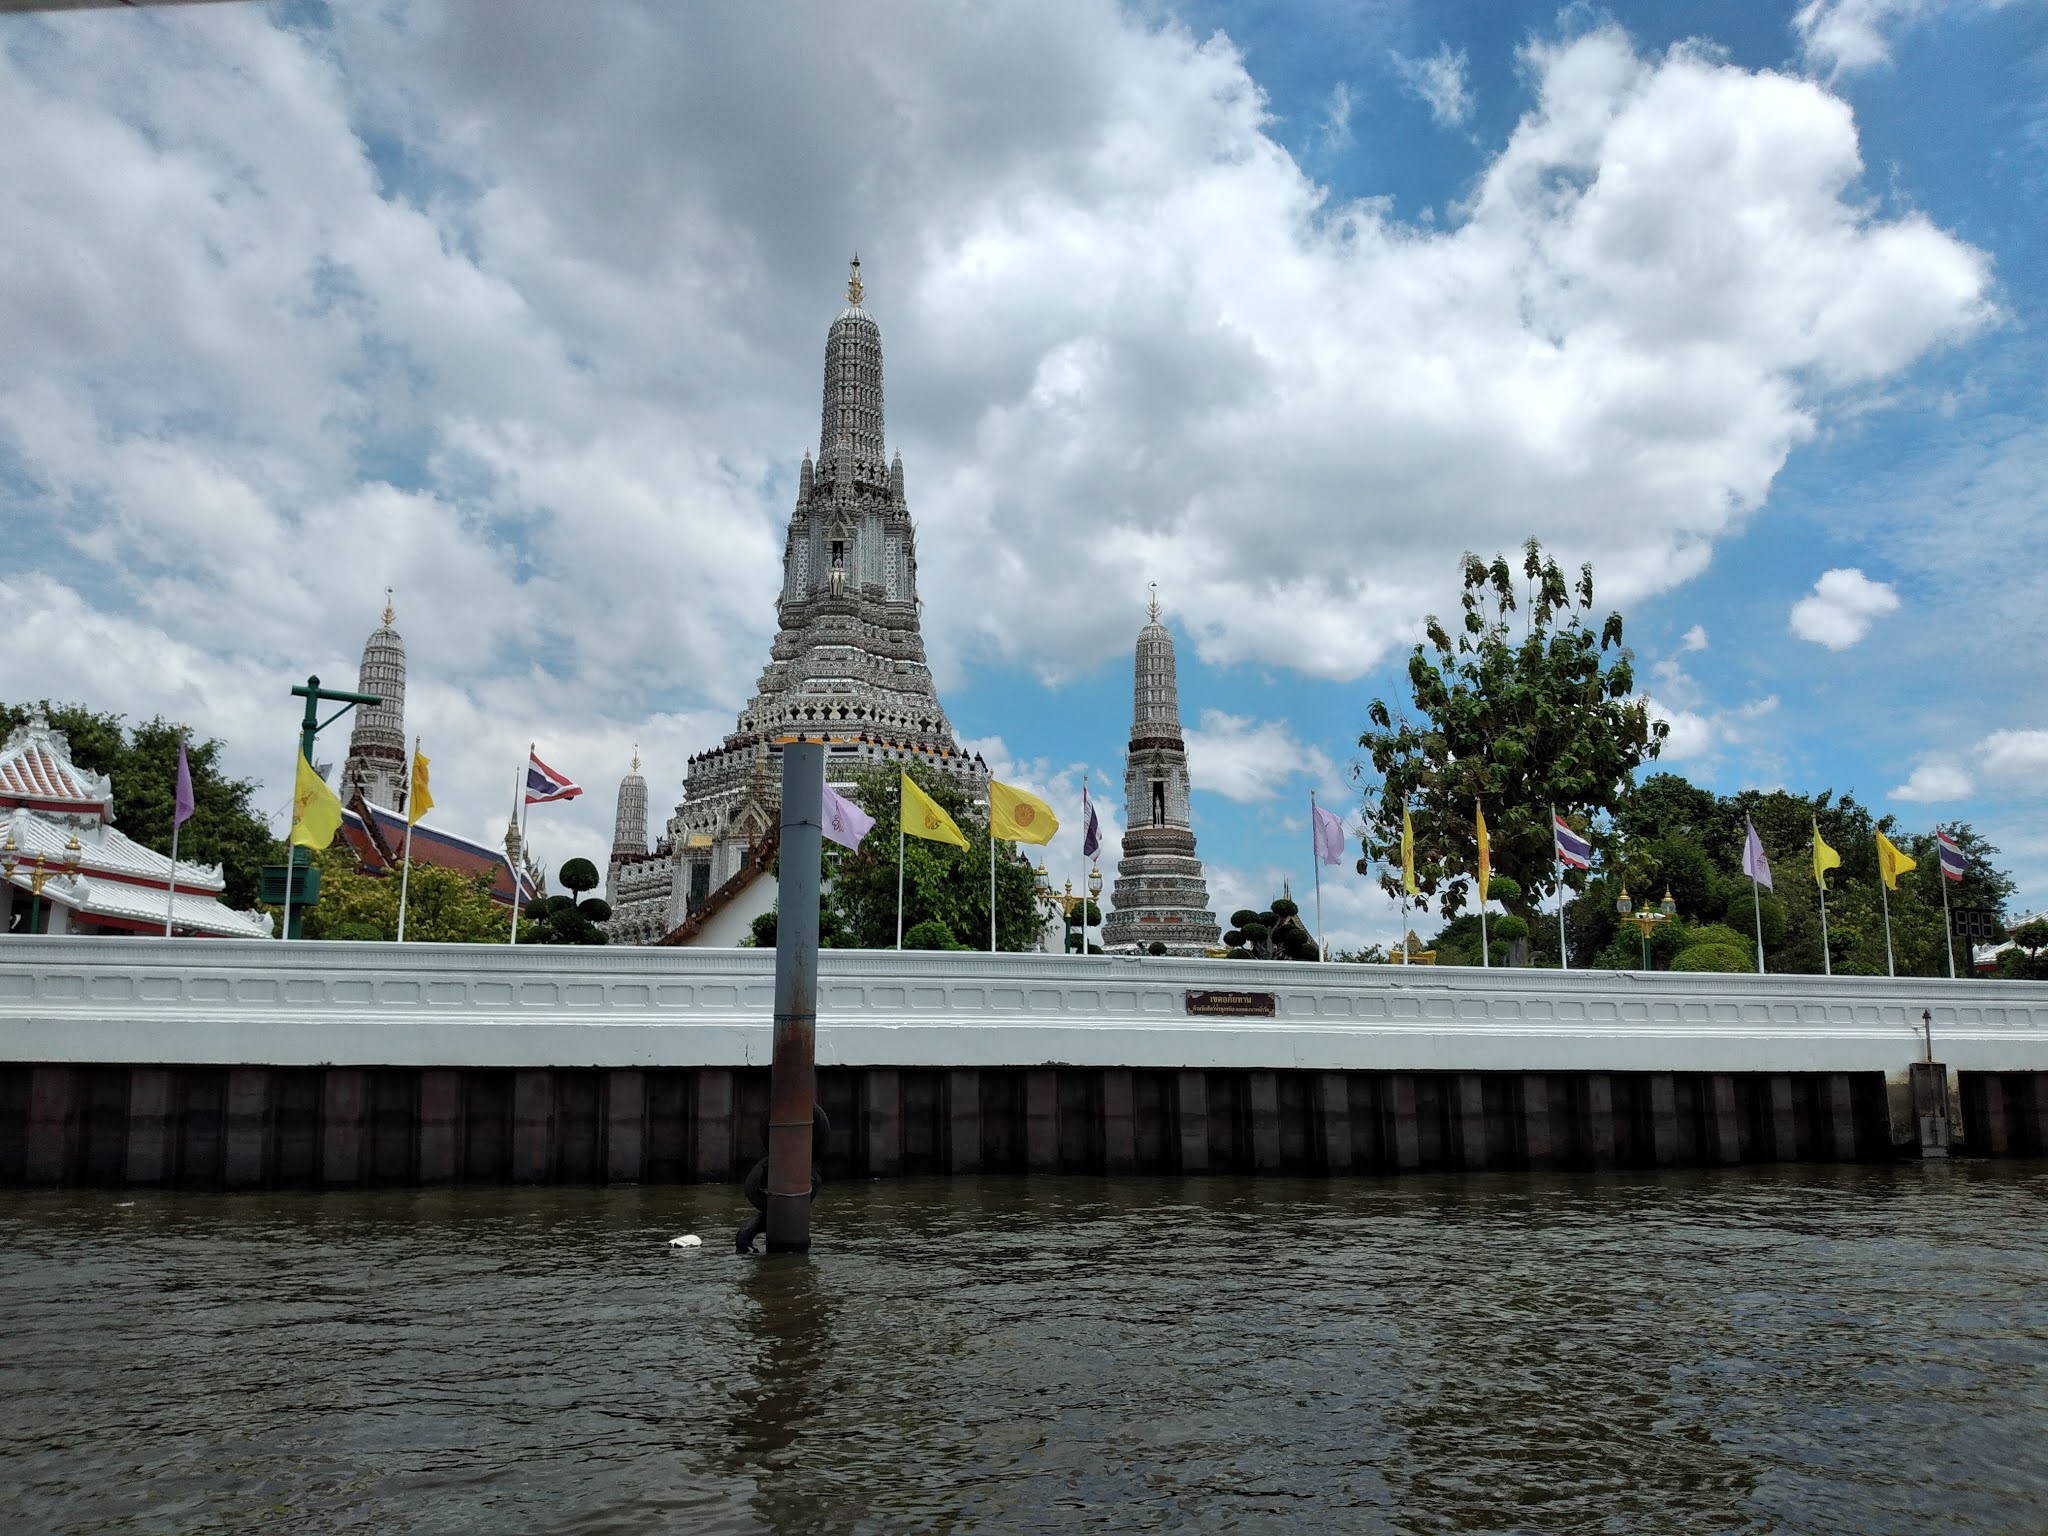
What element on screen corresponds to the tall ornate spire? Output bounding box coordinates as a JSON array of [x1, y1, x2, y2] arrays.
[[819, 258, 885, 469], [646, 258, 980, 944], [1102, 592, 1220, 956], [340, 595, 407, 812], [610, 750, 649, 868]]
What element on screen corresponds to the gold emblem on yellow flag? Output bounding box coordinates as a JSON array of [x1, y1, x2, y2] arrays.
[[900, 773, 968, 849], [990, 780, 1059, 845]]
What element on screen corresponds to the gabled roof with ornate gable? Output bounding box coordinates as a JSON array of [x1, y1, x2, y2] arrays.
[[0, 710, 112, 818]]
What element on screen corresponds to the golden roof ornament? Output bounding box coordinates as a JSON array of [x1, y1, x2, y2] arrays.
[[382, 587, 395, 627], [847, 254, 864, 307], [631, 745, 640, 775]]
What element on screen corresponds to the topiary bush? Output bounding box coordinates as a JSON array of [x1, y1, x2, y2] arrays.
[[903, 918, 960, 951]]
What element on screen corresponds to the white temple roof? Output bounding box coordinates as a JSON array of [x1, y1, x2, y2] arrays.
[[0, 711, 113, 813], [2, 806, 225, 892]]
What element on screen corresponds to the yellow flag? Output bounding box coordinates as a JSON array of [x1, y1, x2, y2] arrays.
[[900, 772, 968, 849], [1401, 805, 1418, 896], [408, 745, 434, 826], [989, 779, 1059, 845], [1812, 820, 1840, 890], [290, 753, 343, 850], [1877, 830, 1916, 890], [1475, 801, 1490, 905]]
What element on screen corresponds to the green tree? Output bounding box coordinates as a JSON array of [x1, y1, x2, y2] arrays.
[[1223, 896, 1319, 960], [559, 858, 600, 904], [524, 894, 610, 945], [262, 844, 530, 943], [1357, 541, 1667, 936], [825, 764, 1045, 951], [1, 701, 274, 909]]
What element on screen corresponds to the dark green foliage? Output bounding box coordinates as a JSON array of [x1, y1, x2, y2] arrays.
[[824, 764, 1044, 951], [558, 858, 600, 901], [324, 921, 387, 943], [576, 897, 612, 923], [1224, 896, 1319, 960], [1671, 944, 1751, 973], [1490, 913, 1529, 942], [1357, 541, 1666, 928], [0, 701, 274, 909], [1147, 941, 1167, 956], [903, 918, 963, 951], [524, 893, 608, 946]]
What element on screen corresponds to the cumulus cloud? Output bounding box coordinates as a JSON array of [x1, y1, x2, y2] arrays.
[[1183, 710, 1336, 803], [1978, 729, 2048, 783], [1793, 0, 2010, 76], [0, 4, 1998, 875], [1890, 754, 1975, 802], [1391, 43, 1472, 127], [1681, 624, 1709, 652], [1789, 567, 1902, 648]]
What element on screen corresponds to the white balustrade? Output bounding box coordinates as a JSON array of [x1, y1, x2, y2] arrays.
[[0, 935, 2043, 1075]]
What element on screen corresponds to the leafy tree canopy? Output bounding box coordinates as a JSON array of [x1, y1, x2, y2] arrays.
[[559, 858, 600, 901], [261, 845, 530, 943], [825, 763, 1047, 951], [1, 701, 274, 909], [1357, 540, 1667, 926]]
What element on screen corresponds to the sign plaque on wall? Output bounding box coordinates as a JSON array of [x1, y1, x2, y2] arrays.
[[1185, 989, 1278, 1018]]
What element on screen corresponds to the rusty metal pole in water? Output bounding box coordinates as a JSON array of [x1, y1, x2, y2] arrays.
[[765, 739, 823, 1254]]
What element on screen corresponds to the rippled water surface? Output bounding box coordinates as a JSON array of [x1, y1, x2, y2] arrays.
[[3, 1165, 2046, 1533]]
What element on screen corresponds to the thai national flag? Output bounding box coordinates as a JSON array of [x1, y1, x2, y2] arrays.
[[524, 750, 583, 805], [1553, 811, 1592, 870], [1937, 828, 1967, 883]]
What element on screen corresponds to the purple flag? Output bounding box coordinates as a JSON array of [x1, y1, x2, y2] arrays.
[[1741, 815, 1773, 890], [173, 742, 195, 828], [820, 781, 875, 851], [1082, 783, 1102, 860], [1311, 800, 1345, 866]]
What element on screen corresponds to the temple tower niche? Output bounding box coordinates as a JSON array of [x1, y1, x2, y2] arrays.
[[341, 592, 406, 813], [1101, 589, 1221, 956], [633, 259, 985, 941]]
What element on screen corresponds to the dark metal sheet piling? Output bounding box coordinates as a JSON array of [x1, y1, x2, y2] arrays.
[[765, 741, 823, 1253]]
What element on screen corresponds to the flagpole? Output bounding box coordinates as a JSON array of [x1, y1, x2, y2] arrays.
[[1939, 826, 1956, 979], [397, 735, 418, 944], [1553, 808, 1569, 971], [989, 823, 998, 955], [165, 731, 183, 938], [1881, 877, 1896, 978], [1311, 790, 1326, 962], [1818, 878, 1832, 978], [281, 777, 295, 944], [1751, 876, 1765, 975], [895, 786, 906, 951]]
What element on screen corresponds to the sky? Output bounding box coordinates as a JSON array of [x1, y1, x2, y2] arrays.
[[1, 0, 2043, 952]]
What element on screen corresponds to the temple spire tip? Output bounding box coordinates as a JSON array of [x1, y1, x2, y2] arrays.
[[847, 253, 864, 307]]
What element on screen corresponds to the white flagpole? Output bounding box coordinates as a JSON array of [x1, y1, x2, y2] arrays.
[[1939, 826, 1957, 979], [1556, 855, 1568, 972], [1818, 877, 1832, 977], [165, 732, 182, 938], [397, 735, 418, 944], [895, 791, 906, 951], [1752, 876, 1765, 974], [1480, 903, 1490, 968], [990, 824, 998, 954], [1881, 877, 1896, 978], [1311, 790, 1326, 962], [280, 750, 297, 942]]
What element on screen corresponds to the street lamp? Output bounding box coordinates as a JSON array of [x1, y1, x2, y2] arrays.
[[1615, 886, 1678, 970], [1085, 864, 1104, 955]]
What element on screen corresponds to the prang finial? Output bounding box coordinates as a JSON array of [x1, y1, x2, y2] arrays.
[[631, 744, 640, 774], [1148, 582, 1160, 623], [382, 587, 395, 627], [847, 254, 864, 307]]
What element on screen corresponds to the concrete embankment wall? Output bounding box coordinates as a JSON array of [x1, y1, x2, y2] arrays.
[[4, 1061, 2046, 1189], [2, 937, 2044, 1187]]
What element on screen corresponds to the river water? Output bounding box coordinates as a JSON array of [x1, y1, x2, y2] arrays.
[[2, 1165, 2045, 1534]]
